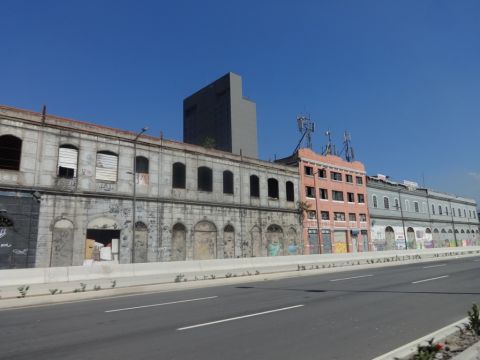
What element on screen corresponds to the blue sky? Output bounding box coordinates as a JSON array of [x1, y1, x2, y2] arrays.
[[1, 1, 479, 205]]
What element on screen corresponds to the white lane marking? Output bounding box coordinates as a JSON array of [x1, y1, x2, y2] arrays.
[[177, 305, 304, 331], [105, 296, 218, 313], [412, 275, 449, 284], [329, 274, 373, 282], [423, 264, 446, 269]]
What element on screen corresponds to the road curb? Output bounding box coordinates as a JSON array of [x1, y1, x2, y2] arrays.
[[373, 318, 467, 360], [451, 340, 480, 359]]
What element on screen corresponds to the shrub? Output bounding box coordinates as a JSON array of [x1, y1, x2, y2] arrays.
[[174, 274, 185, 283], [413, 338, 443, 360], [17, 285, 30, 298], [467, 303, 480, 335]]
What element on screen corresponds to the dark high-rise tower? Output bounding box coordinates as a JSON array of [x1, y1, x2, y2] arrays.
[[183, 72, 258, 158]]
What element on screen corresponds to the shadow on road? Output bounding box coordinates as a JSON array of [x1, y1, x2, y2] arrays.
[[235, 286, 480, 296]]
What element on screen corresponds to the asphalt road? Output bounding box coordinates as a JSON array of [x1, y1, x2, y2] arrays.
[[2, 257, 480, 360]]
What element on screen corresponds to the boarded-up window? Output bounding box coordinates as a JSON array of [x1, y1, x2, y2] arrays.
[[172, 162, 186, 189], [96, 151, 118, 182], [267, 178, 279, 199], [250, 175, 260, 197], [286, 181, 294, 202], [0, 135, 22, 171], [135, 156, 149, 185], [223, 170, 234, 194], [198, 166, 212, 192], [57, 145, 78, 178]]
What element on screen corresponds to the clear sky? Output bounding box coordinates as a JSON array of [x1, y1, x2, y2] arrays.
[[1, 1, 479, 206]]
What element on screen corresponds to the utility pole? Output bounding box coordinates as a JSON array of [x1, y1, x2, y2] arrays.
[[132, 127, 148, 263]]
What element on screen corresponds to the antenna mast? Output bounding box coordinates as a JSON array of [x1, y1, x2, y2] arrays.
[[293, 115, 315, 153], [324, 130, 334, 155], [342, 131, 355, 162]]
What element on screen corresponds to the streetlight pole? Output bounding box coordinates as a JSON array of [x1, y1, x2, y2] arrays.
[[313, 169, 322, 254], [132, 127, 148, 263]]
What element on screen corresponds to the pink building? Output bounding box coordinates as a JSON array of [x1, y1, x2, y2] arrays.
[[279, 148, 371, 254]]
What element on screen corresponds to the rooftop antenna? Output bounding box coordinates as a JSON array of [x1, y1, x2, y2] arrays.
[[324, 130, 333, 155], [342, 131, 355, 162], [293, 115, 315, 153]]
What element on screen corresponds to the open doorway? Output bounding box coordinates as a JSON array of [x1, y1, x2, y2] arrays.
[[85, 229, 120, 262]]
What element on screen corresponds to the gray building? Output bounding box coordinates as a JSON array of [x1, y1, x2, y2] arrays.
[[367, 175, 479, 250], [0, 105, 299, 269], [183, 72, 258, 158]]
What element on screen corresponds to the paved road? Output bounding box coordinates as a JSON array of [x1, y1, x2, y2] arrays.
[[2, 257, 480, 360]]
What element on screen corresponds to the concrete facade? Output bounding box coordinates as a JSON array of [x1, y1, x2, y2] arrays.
[[0, 105, 300, 268], [367, 175, 480, 250], [277, 148, 371, 254], [183, 72, 258, 158]]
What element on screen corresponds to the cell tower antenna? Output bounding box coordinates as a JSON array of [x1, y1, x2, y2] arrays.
[[324, 130, 333, 155], [293, 115, 315, 153], [341, 130, 355, 162]]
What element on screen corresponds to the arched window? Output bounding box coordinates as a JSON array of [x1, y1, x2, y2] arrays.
[[198, 166, 212, 192], [286, 181, 295, 202], [394, 198, 399, 210], [448, 229, 453, 233], [438, 205, 443, 215], [414, 201, 419, 213], [445, 207, 449, 216], [250, 175, 260, 197], [172, 162, 186, 189], [135, 156, 149, 174], [441, 229, 446, 234], [96, 151, 118, 182], [405, 199, 410, 212], [383, 196, 390, 209], [135, 156, 149, 185], [57, 144, 78, 178], [461, 229, 465, 234], [223, 170, 234, 194], [0, 135, 22, 170], [267, 178, 279, 199], [425, 228, 432, 234], [372, 195, 378, 208], [433, 229, 439, 234], [432, 204, 436, 215]]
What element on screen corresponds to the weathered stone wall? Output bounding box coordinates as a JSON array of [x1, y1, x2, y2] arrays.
[[35, 194, 300, 267], [0, 106, 300, 267]]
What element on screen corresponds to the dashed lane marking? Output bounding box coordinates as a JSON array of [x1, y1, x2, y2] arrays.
[[177, 305, 304, 331], [412, 275, 449, 284], [329, 274, 373, 282], [423, 264, 446, 269], [105, 296, 218, 313]]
